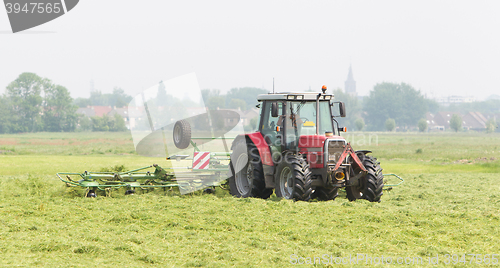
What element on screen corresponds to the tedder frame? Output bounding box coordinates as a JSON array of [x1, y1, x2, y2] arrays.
[[57, 137, 234, 197]]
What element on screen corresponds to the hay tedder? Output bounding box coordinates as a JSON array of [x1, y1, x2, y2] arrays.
[[58, 86, 403, 200], [57, 137, 233, 197]]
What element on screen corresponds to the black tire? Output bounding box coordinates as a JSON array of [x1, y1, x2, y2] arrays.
[[228, 139, 272, 198], [313, 187, 338, 201], [173, 120, 191, 149], [346, 155, 384, 202], [86, 189, 96, 198], [275, 153, 313, 201]]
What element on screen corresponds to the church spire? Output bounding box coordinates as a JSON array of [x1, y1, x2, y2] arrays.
[[347, 65, 354, 81], [345, 65, 357, 96]]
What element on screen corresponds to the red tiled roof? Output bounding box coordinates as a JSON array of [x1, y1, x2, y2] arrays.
[[93, 106, 113, 117]]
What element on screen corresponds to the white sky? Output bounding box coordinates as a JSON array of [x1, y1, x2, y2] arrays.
[[1, 1, 499, 100]]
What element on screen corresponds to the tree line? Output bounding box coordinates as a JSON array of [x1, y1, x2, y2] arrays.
[[333, 82, 439, 131], [334, 82, 498, 132], [201, 87, 268, 111], [74, 87, 132, 108], [1, 73, 497, 134], [0, 73, 127, 134]]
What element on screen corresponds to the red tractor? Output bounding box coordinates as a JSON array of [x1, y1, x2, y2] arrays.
[[228, 86, 384, 202]]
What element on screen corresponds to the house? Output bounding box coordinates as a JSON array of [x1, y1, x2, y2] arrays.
[[462, 112, 487, 131], [224, 108, 259, 126], [77, 106, 130, 128], [92, 106, 113, 117], [425, 112, 445, 131], [76, 106, 96, 117], [427, 111, 489, 131], [108, 107, 130, 128]]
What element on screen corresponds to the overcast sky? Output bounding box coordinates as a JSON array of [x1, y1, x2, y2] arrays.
[[1, 1, 499, 101]]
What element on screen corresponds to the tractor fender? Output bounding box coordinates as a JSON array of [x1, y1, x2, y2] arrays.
[[355, 150, 372, 155], [231, 133, 273, 166], [355, 150, 372, 162]]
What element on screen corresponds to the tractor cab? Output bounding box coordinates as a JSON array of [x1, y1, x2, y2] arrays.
[[257, 90, 345, 154]]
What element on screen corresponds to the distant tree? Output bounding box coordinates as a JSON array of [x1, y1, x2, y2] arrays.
[[450, 114, 462, 132], [354, 118, 365, 131], [74, 97, 91, 108], [364, 82, 426, 131], [43, 84, 78, 132], [331, 88, 362, 130], [228, 98, 246, 110], [424, 98, 440, 114], [225, 87, 268, 110], [112, 87, 133, 108], [89, 114, 127, 132], [89, 91, 107, 106], [91, 115, 110, 131], [201, 89, 211, 105], [244, 117, 259, 132], [111, 114, 127, 131], [201, 89, 225, 110], [5, 72, 45, 132], [447, 99, 500, 114], [77, 115, 92, 132], [418, 118, 428, 132], [207, 96, 226, 110], [385, 118, 396, 132], [201, 87, 267, 111], [486, 118, 497, 133], [3, 73, 80, 133], [84, 87, 132, 108], [201, 89, 227, 110], [0, 96, 13, 133], [155, 81, 173, 107]]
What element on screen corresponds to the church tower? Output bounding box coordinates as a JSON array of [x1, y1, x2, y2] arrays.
[[345, 65, 357, 96]]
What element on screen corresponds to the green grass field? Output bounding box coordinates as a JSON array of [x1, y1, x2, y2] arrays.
[[1, 131, 499, 267]]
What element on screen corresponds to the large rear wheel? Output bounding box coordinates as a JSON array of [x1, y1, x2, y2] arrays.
[[346, 154, 384, 202], [275, 153, 312, 201], [228, 139, 272, 198]]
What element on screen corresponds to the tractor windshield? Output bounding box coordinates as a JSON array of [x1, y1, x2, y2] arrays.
[[285, 101, 334, 148]]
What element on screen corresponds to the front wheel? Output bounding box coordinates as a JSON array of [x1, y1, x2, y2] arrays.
[[275, 153, 312, 201], [346, 154, 384, 202]]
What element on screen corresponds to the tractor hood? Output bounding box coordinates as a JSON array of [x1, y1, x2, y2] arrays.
[[298, 135, 345, 148]]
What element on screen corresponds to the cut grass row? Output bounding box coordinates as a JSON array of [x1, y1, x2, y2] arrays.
[[1, 153, 498, 178], [1, 172, 499, 267], [1, 132, 499, 267]]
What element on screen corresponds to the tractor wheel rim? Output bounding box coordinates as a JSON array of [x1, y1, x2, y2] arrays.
[[173, 125, 181, 143], [235, 153, 251, 196], [279, 166, 293, 199]]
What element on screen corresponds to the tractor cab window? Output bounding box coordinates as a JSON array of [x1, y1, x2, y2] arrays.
[[284, 101, 334, 149], [260, 101, 283, 147]]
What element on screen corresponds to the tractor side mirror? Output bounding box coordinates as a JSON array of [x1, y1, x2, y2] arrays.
[[271, 102, 278, 117], [339, 102, 346, 118]]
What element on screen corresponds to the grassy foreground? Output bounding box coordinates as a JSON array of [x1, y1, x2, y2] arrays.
[[0, 132, 499, 267]]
